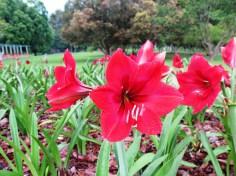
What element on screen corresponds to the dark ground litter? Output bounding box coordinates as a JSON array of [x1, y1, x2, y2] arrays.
[[0, 111, 233, 176]]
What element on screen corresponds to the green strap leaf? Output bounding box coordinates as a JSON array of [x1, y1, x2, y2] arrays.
[[129, 153, 155, 176], [96, 140, 110, 176], [0, 109, 7, 120], [127, 131, 141, 168], [9, 109, 23, 174], [200, 131, 224, 176], [115, 141, 128, 176], [142, 154, 168, 176], [30, 113, 39, 170]]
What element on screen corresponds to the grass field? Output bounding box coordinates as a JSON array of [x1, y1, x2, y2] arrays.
[[3, 51, 104, 68], [2, 50, 226, 69]]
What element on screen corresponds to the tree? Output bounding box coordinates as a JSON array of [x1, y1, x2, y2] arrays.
[[182, 0, 236, 59], [50, 10, 69, 52], [0, 0, 53, 54], [154, 0, 190, 47], [129, 0, 158, 46], [62, 0, 157, 54], [27, 6, 53, 54]]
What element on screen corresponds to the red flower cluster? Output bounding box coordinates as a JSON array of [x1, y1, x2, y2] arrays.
[[46, 50, 92, 111], [46, 42, 183, 141], [92, 55, 110, 65], [47, 38, 235, 142]]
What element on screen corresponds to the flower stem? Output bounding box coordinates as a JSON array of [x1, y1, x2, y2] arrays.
[[96, 140, 110, 176], [227, 104, 236, 173], [231, 68, 236, 102], [221, 82, 228, 98], [115, 141, 128, 176], [228, 105, 236, 150], [226, 68, 236, 173]]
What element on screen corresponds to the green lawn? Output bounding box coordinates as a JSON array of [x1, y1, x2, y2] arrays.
[[3, 51, 103, 68], [3, 50, 226, 69]]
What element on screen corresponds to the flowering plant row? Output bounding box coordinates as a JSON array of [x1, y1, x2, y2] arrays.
[[46, 38, 236, 175]]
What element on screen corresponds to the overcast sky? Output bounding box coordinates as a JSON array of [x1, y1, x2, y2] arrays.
[[41, 0, 67, 15]]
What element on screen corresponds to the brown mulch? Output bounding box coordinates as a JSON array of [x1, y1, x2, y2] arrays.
[[178, 113, 231, 176], [0, 111, 233, 176]]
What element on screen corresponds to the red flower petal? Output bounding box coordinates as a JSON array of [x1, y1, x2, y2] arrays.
[[188, 54, 211, 72], [141, 83, 183, 116], [46, 83, 91, 110], [137, 108, 162, 135], [47, 96, 81, 112], [128, 62, 162, 93], [64, 49, 76, 70], [136, 40, 155, 64], [106, 49, 137, 88], [136, 40, 166, 65], [130, 40, 169, 77], [90, 86, 120, 111], [54, 66, 66, 83], [101, 111, 132, 142]]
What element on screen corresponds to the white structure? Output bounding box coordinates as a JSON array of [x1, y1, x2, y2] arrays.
[[0, 44, 30, 58]]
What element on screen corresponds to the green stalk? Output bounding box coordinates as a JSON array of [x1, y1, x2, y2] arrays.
[[231, 68, 236, 102], [96, 140, 110, 176], [227, 68, 236, 174], [227, 105, 236, 174], [221, 82, 228, 98], [115, 142, 128, 176]]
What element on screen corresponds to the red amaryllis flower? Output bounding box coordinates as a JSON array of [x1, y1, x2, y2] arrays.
[[221, 38, 236, 68], [26, 60, 30, 65], [90, 49, 183, 142], [46, 50, 92, 111], [172, 53, 184, 68], [177, 54, 223, 113], [134, 40, 169, 77]]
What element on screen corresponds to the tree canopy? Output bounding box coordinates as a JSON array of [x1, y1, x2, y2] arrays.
[[61, 0, 157, 54], [50, 10, 68, 52], [1, 0, 236, 56], [0, 0, 53, 54], [57, 0, 236, 57]]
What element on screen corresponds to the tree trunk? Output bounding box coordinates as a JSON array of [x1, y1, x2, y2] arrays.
[[210, 41, 222, 60], [99, 40, 111, 55], [202, 40, 223, 61], [202, 41, 213, 57], [105, 45, 111, 55]]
